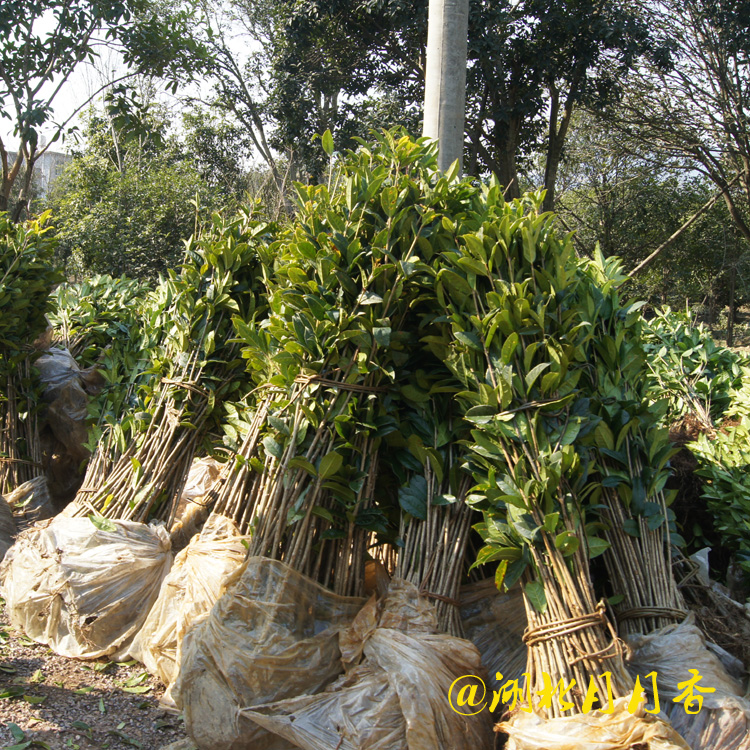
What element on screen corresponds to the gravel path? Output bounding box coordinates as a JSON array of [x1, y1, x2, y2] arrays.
[[0, 598, 192, 750]]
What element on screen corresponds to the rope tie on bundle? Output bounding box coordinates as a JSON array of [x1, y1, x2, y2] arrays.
[[523, 600, 625, 664], [161, 378, 210, 399], [616, 606, 688, 624], [294, 374, 389, 394]]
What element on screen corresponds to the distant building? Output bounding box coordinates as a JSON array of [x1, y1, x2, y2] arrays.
[[6, 137, 71, 199]]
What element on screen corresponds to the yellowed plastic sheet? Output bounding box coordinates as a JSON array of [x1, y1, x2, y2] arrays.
[[627, 614, 750, 750], [169, 457, 223, 549], [239, 579, 495, 750], [173, 556, 366, 750], [0, 515, 172, 658], [498, 698, 690, 750], [129, 514, 247, 696], [6, 475, 55, 531]]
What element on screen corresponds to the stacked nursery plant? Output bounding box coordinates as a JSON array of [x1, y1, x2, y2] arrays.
[[8, 131, 750, 748], [70, 208, 274, 524], [0, 211, 62, 494], [49, 274, 158, 497], [225, 132, 482, 600], [173, 132, 498, 750], [428, 190, 638, 714]]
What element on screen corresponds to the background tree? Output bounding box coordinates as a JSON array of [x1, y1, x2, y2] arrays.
[[555, 111, 748, 341], [0, 0, 208, 221], [182, 107, 254, 206], [613, 0, 750, 244], [230, 0, 668, 204], [50, 103, 214, 279]]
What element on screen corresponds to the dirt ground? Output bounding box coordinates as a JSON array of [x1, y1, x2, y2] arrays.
[[0, 598, 192, 750]]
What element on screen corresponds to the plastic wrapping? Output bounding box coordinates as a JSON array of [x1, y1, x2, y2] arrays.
[[460, 577, 527, 685], [173, 556, 366, 750], [36, 347, 91, 470], [497, 698, 690, 750], [6, 475, 55, 531], [129, 514, 247, 695], [169, 457, 223, 549], [627, 614, 750, 750], [240, 579, 494, 750], [0, 495, 15, 560], [0, 515, 172, 659]]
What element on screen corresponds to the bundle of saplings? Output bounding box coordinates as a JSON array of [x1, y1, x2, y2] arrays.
[[1, 209, 274, 660], [174, 133, 495, 750], [70, 207, 274, 524], [0, 211, 62, 494], [427, 190, 692, 747], [588, 278, 750, 749], [224, 132, 481, 597], [641, 306, 747, 432]]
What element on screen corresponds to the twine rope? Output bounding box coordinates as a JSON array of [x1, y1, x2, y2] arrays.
[[294, 374, 389, 394], [617, 606, 688, 623], [161, 378, 209, 399], [523, 601, 625, 664]]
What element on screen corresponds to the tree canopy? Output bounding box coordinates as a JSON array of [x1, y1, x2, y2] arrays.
[[0, 0, 208, 220]]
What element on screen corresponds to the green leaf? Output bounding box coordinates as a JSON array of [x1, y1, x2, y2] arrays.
[[321, 129, 334, 156], [503, 558, 527, 589], [88, 515, 117, 533], [525, 581, 548, 613], [586, 536, 610, 559], [358, 291, 383, 305], [554, 531, 580, 556], [289, 456, 317, 476], [262, 436, 284, 460], [9, 724, 25, 742], [469, 545, 506, 570], [501, 332, 519, 364], [525, 362, 550, 392], [318, 451, 343, 479], [373, 326, 391, 347], [398, 475, 428, 520], [454, 331, 483, 351], [542, 512, 559, 533]]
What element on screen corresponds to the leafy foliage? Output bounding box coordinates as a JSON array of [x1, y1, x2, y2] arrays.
[[0, 211, 62, 372], [641, 306, 747, 427], [692, 420, 750, 576], [50, 113, 216, 280], [48, 275, 149, 368]]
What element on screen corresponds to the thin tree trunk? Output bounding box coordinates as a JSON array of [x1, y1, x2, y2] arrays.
[[422, 0, 470, 173], [11, 155, 36, 223], [727, 264, 736, 347]]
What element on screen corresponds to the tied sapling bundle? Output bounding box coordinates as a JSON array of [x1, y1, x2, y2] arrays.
[[72, 209, 273, 524], [389, 366, 475, 637], [578, 253, 685, 639], [0, 212, 62, 493], [73, 279, 170, 500], [434, 190, 635, 716], [232, 131, 480, 597]]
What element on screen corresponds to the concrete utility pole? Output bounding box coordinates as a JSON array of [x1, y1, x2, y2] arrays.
[[422, 0, 470, 173]]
